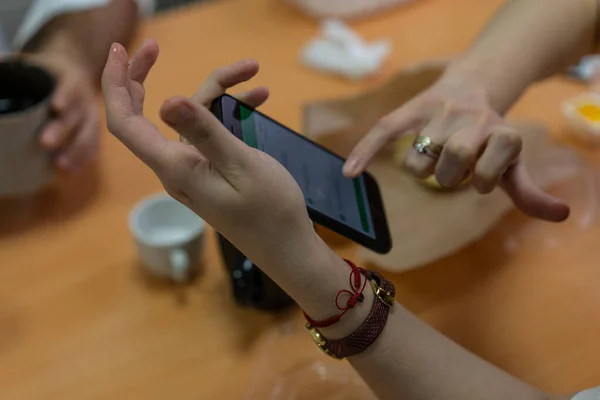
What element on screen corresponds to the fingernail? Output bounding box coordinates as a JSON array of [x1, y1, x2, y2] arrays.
[[344, 158, 359, 175], [164, 101, 193, 125]]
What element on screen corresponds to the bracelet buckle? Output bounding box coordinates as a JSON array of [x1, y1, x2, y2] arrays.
[[369, 279, 395, 307], [305, 323, 342, 359]]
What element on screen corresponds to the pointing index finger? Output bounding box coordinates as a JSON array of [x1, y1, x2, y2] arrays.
[[343, 103, 421, 178]]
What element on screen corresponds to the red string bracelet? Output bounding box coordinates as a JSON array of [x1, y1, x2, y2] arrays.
[[303, 259, 368, 328]]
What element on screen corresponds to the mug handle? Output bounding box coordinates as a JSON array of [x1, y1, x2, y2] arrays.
[[170, 248, 190, 283]]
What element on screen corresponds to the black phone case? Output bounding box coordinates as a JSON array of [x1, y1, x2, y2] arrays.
[[211, 94, 392, 255]]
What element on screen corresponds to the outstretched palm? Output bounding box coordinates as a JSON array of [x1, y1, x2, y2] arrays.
[[102, 40, 313, 268]]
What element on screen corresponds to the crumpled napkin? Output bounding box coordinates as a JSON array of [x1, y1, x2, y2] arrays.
[[301, 19, 391, 80], [568, 55, 600, 82]]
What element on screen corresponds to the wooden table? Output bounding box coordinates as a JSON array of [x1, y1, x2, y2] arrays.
[[1, 0, 600, 398]]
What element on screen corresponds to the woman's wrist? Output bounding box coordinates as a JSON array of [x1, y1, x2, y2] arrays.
[[258, 229, 348, 311], [258, 229, 376, 339]]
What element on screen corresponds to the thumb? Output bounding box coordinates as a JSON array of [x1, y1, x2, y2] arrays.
[[160, 96, 249, 171], [500, 161, 570, 222]]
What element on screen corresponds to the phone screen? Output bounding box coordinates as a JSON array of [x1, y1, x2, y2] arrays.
[[219, 96, 375, 239]]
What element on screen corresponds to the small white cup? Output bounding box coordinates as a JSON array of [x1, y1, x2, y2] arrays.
[[129, 193, 205, 282]]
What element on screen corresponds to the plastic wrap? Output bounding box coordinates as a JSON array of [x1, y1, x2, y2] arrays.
[[243, 321, 376, 400]]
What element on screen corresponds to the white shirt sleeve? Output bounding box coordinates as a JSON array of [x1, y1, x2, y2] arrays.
[[571, 386, 600, 399], [13, 0, 155, 50]]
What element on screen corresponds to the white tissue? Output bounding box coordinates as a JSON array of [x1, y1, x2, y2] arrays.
[[301, 19, 392, 80], [569, 55, 600, 81]]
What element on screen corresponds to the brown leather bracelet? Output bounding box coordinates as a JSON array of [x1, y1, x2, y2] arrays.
[[306, 270, 395, 359]]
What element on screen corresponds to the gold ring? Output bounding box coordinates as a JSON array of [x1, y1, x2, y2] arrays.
[[413, 135, 443, 160]]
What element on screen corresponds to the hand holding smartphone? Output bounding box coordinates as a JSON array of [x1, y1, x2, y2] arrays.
[[211, 94, 392, 254]]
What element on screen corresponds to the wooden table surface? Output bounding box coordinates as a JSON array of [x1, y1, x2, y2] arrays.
[[2, 0, 600, 398]]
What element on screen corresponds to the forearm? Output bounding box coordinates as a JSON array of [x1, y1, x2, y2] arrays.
[[25, 0, 139, 83], [259, 233, 569, 400], [446, 0, 598, 114], [350, 303, 560, 400]]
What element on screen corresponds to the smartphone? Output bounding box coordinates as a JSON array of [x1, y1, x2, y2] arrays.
[[211, 94, 392, 254]]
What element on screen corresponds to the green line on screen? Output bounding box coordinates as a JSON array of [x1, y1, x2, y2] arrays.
[[353, 179, 370, 233]]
